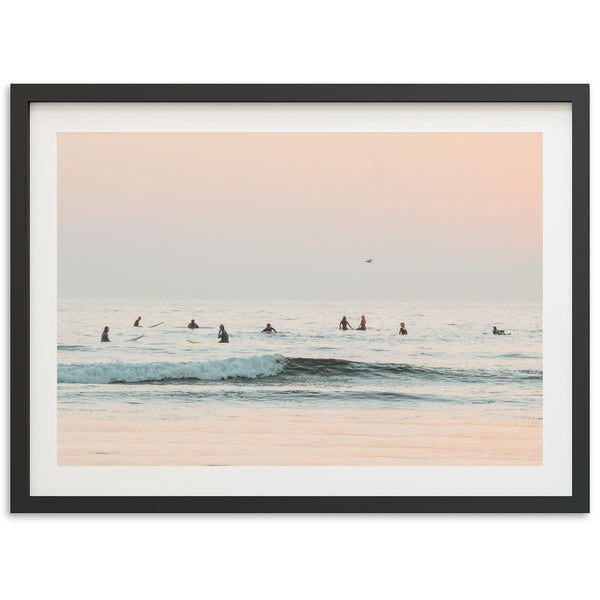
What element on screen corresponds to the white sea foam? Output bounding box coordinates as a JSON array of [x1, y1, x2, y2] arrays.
[[58, 354, 286, 383]]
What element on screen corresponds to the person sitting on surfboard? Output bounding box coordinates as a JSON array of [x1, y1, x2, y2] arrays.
[[134, 316, 142, 327], [101, 326, 110, 342], [262, 323, 277, 333], [356, 315, 367, 330], [218, 324, 229, 343], [187, 319, 199, 329], [339, 316, 353, 330], [399, 322, 408, 335], [492, 326, 511, 335]]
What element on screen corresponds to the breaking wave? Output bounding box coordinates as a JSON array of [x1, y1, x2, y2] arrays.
[[57, 354, 542, 384], [58, 355, 287, 383]]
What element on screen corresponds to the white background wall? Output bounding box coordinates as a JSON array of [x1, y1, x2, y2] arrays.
[[1, 1, 597, 598]]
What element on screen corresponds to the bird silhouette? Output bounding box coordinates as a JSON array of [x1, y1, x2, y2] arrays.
[[365, 259, 374, 263]]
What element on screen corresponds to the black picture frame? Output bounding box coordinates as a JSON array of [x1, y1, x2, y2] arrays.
[[11, 84, 590, 513]]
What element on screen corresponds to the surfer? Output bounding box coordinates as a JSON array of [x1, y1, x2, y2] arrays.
[[339, 316, 353, 330], [134, 316, 142, 327], [262, 323, 277, 333], [356, 315, 367, 330], [187, 319, 199, 329], [101, 326, 110, 342], [399, 322, 408, 335], [492, 326, 511, 335], [218, 324, 229, 343]]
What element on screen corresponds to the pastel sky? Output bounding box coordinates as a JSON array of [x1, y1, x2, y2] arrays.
[[58, 132, 542, 301]]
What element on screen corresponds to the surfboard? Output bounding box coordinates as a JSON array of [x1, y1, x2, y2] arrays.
[[149, 322, 164, 328], [127, 335, 144, 342], [186, 339, 199, 344]]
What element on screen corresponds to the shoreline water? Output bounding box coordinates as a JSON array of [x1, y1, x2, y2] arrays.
[[58, 403, 542, 466]]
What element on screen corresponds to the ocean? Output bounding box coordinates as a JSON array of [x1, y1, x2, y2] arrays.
[[58, 299, 542, 416]]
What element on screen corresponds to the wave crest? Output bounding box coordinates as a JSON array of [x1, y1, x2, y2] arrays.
[[58, 354, 286, 384], [57, 355, 542, 384]]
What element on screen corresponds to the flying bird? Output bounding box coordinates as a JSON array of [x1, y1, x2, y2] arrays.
[[365, 259, 374, 263]]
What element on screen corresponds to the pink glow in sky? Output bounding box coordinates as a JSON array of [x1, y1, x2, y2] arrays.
[[58, 132, 542, 300]]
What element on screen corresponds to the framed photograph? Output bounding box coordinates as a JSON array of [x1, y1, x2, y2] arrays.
[[11, 84, 589, 513]]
